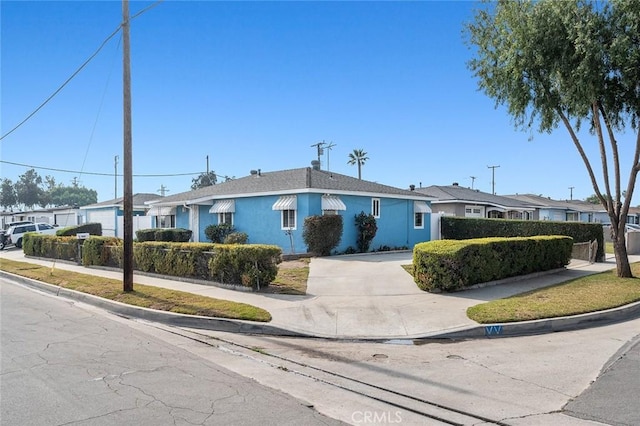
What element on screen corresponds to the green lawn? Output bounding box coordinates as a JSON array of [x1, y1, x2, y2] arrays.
[[467, 262, 640, 323], [0, 258, 272, 322]]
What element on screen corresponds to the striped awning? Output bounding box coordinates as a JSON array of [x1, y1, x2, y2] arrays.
[[414, 201, 432, 214], [146, 206, 176, 216], [272, 195, 297, 210], [322, 195, 346, 211], [209, 200, 235, 213]]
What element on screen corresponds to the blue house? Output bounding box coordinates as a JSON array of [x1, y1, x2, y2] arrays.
[[146, 167, 433, 254]]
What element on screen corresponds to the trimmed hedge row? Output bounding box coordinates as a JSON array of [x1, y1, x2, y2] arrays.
[[56, 222, 102, 237], [413, 236, 573, 292], [440, 216, 604, 262], [136, 228, 192, 242], [23, 234, 79, 261], [25, 235, 281, 290]]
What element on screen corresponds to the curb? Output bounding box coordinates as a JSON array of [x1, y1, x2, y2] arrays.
[[0, 270, 312, 338], [3, 266, 640, 341]]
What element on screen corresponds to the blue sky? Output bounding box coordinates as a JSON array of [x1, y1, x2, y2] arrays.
[[2, 1, 638, 205]]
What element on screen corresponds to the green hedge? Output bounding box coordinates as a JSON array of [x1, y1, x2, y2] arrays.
[[440, 216, 604, 262], [22, 236, 282, 291], [135, 228, 192, 242], [132, 242, 217, 279], [56, 223, 102, 237], [82, 237, 123, 267], [23, 234, 79, 261], [413, 236, 573, 292], [209, 244, 282, 289]]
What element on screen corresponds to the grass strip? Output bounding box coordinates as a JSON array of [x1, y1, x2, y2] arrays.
[[467, 263, 640, 323], [0, 259, 271, 322]]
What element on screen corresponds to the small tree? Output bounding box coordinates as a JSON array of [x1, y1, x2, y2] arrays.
[[303, 215, 343, 256], [354, 211, 377, 253]]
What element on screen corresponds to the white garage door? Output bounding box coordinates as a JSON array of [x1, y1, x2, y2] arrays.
[[54, 213, 77, 227]]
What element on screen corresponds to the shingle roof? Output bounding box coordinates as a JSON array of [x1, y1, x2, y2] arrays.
[[416, 185, 536, 209], [150, 167, 431, 206], [504, 194, 606, 212], [81, 193, 162, 209]]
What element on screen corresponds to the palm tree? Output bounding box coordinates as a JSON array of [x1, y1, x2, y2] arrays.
[[347, 149, 369, 180]]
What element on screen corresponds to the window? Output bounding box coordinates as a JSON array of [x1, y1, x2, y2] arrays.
[[323, 210, 338, 216], [414, 213, 424, 229], [155, 215, 175, 228], [566, 212, 579, 222], [281, 209, 296, 230], [218, 212, 233, 225], [372, 198, 380, 218]]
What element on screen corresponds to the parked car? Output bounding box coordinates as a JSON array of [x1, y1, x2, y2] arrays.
[[603, 223, 640, 237], [2, 222, 57, 249]]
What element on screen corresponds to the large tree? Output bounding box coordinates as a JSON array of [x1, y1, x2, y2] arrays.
[[49, 186, 98, 207], [0, 179, 17, 210], [15, 169, 44, 209], [466, 0, 640, 277], [347, 149, 369, 180]]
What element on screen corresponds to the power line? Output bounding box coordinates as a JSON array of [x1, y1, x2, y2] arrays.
[[0, 1, 164, 142], [0, 160, 202, 178]]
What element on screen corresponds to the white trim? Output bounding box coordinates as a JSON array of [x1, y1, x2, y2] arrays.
[[371, 198, 380, 218]]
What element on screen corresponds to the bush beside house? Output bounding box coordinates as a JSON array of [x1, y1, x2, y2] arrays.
[[303, 215, 343, 256]]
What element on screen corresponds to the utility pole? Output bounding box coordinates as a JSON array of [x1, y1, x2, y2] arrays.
[[157, 185, 169, 197], [122, 0, 133, 292], [487, 165, 500, 195], [206, 155, 209, 174], [114, 155, 119, 199], [569, 186, 574, 200], [310, 141, 326, 168], [470, 176, 477, 190]]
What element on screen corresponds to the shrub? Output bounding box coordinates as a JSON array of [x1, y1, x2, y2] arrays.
[[224, 232, 248, 244], [413, 236, 573, 292], [303, 215, 343, 256], [22, 234, 78, 260], [354, 211, 377, 253], [136, 229, 157, 242], [440, 216, 604, 262], [136, 228, 192, 242], [205, 223, 235, 243], [56, 222, 102, 237], [82, 236, 123, 266], [208, 244, 282, 289]]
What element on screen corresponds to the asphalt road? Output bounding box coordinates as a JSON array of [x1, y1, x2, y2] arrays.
[[0, 279, 344, 426], [565, 337, 640, 426]]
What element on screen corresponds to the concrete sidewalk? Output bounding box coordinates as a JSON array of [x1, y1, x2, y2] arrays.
[[1, 249, 639, 339]]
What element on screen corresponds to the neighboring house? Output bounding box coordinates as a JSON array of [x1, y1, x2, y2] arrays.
[[146, 166, 433, 254], [1, 206, 83, 229], [416, 184, 538, 220], [80, 193, 159, 237], [626, 207, 640, 225], [505, 194, 609, 223]]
